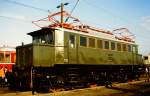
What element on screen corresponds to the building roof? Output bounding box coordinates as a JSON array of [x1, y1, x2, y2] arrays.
[[0, 46, 15, 52]]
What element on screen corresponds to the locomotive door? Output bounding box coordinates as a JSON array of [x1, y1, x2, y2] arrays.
[[55, 29, 65, 64], [68, 34, 78, 64], [132, 45, 138, 65]]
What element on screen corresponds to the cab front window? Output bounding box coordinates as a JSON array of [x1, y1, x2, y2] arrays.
[[33, 32, 54, 44]]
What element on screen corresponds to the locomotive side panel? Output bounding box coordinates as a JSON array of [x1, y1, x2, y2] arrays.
[[16, 44, 33, 68], [63, 30, 142, 65], [78, 47, 138, 65], [33, 44, 55, 67], [16, 44, 56, 67]]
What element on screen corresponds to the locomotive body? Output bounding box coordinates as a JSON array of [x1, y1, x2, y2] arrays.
[[16, 28, 143, 67], [12, 27, 144, 91]]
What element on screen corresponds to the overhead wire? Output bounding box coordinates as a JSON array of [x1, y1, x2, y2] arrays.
[[4, 0, 50, 13], [75, 0, 113, 30], [82, 0, 150, 39], [0, 15, 31, 23], [0, 0, 55, 24], [82, 0, 130, 27], [65, 0, 80, 22], [2, 0, 149, 33], [1, 0, 80, 23], [83, 0, 150, 32]]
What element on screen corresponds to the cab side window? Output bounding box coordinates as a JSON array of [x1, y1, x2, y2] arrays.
[[97, 39, 103, 49], [80, 36, 87, 47], [104, 41, 109, 49], [111, 42, 116, 50], [117, 43, 121, 51], [132, 45, 137, 53], [122, 44, 127, 51], [128, 45, 132, 52], [89, 38, 95, 48]]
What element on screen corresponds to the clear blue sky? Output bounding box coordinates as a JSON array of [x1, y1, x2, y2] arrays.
[[0, 0, 150, 55]]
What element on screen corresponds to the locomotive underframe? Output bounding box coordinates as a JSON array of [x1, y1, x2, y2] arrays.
[[9, 64, 145, 92]]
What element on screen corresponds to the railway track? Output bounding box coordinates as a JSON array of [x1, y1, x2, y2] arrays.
[[1, 78, 150, 96]]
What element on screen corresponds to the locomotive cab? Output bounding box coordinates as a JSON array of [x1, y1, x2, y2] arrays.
[[30, 28, 55, 45], [16, 28, 65, 69]]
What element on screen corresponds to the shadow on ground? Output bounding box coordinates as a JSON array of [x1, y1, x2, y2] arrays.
[[108, 82, 150, 96]]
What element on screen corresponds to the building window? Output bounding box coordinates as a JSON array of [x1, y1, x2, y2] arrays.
[[122, 44, 127, 51], [89, 38, 95, 48], [97, 39, 103, 49], [128, 45, 132, 52], [0, 52, 10, 63], [80, 36, 87, 47], [117, 43, 121, 51], [0, 53, 4, 63], [5, 53, 10, 63], [104, 41, 109, 49], [111, 42, 116, 50], [69, 34, 75, 48]]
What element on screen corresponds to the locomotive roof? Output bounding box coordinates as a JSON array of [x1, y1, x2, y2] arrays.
[[27, 27, 136, 45], [28, 28, 54, 36], [57, 27, 136, 45]]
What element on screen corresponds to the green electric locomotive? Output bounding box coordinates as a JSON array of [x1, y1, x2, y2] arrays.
[[11, 10, 145, 91]]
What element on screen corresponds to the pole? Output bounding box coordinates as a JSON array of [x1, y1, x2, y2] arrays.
[[61, 3, 64, 24], [31, 67, 33, 94]]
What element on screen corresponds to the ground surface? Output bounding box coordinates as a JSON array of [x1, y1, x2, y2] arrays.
[[0, 79, 150, 96]]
